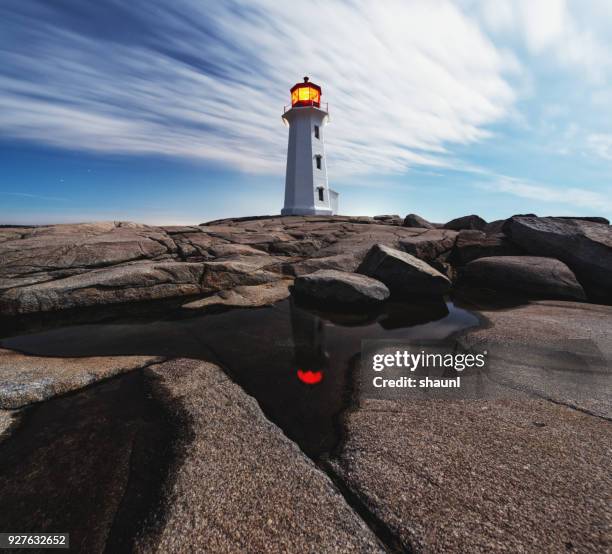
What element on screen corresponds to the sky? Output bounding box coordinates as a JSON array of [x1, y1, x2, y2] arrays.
[[0, 0, 611, 225]]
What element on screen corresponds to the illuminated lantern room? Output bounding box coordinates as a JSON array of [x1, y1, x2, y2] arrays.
[[290, 76, 321, 108]]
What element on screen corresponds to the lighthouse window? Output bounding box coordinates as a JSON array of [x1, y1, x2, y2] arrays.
[[317, 187, 324, 202], [314, 125, 320, 139], [315, 156, 322, 169]]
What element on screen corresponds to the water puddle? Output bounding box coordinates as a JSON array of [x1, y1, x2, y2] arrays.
[[0, 296, 479, 459]]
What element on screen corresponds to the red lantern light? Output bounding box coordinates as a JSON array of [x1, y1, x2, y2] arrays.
[[290, 76, 321, 108]]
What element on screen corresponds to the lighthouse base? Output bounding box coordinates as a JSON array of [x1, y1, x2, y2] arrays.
[[281, 207, 334, 216]]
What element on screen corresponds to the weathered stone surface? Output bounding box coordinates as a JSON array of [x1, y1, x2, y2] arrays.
[[0, 261, 206, 314], [1, 215, 610, 314], [291, 252, 366, 276], [0, 370, 166, 553], [329, 398, 611, 554], [208, 242, 266, 258], [482, 219, 506, 234], [172, 231, 223, 259], [268, 239, 324, 257], [458, 300, 612, 418], [200, 256, 285, 293], [462, 256, 586, 300], [0, 409, 17, 441], [182, 279, 293, 310], [399, 229, 457, 261], [555, 216, 609, 224], [373, 214, 402, 225], [0, 348, 161, 409], [402, 213, 435, 229], [293, 270, 389, 305], [450, 230, 524, 265], [444, 214, 487, 231], [135, 359, 383, 553], [358, 244, 451, 296], [328, 299, 612, 553], [0, 222, 174, 275], [503, 216, 612, 299]]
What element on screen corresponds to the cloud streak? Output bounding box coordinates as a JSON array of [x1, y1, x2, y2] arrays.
[[477, 176, 612, 212], [0, 0, 515, 176]]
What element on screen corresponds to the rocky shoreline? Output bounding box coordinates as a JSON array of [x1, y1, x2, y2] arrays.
[[1, 213, 610, 316], [0, 213, 611, 552]]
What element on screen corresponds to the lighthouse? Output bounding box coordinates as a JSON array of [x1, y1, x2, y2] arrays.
[[281, 77, 338, 216]]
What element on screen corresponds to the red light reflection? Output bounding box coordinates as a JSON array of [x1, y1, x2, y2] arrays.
[[296, 369, 323, 385]]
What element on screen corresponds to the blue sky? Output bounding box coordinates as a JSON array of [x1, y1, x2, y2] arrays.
[[0, 0, 610, 225]]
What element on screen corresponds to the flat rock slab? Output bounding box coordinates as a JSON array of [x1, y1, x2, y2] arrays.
[[0, 261, 207, 314], [0, 348, 161, 409], [182, 279, 293, 310], [293, 270, 389, 305], [135, 359, 383, 553], [329, 397, 611, 553], [462, 255, 586, 300], [459, 300, 612, 418]]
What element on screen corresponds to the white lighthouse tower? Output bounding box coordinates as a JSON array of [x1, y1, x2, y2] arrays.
[[281, 77, 338, 216]]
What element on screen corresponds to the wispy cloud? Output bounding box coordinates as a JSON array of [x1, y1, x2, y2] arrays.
[[0, 191, 67, 202], [587, 133, 612, 161], [0, 0, 515, 176], [476, 0, 612, 82], [476, 176, 612, 212]]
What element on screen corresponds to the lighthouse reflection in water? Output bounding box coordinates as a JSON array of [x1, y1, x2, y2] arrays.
[[255, 296, 473, 459], [292, 300, 329, 387]]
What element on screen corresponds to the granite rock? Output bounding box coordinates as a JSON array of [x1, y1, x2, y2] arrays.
[[293, 270, 390, 305], [358, 243, 451, 296]]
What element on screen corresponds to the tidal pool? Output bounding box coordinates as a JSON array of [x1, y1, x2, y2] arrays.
[[0, 296, 479, 458]]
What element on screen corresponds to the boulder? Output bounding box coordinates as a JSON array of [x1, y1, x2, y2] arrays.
[[403, 213, 435, 229], [462, 256, 586, 300], [503, 216, 612, 300], [450, 230, 523, 265], [399, 229, 457, 261], [292, 270, 389, 305], [555, 216, 609, 225], [444, 214, 487, 231], [358, 244, 451, 296], [290, 252, 365, 276], [482, 219, 506, 235], [373, 214, 402, 225]]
